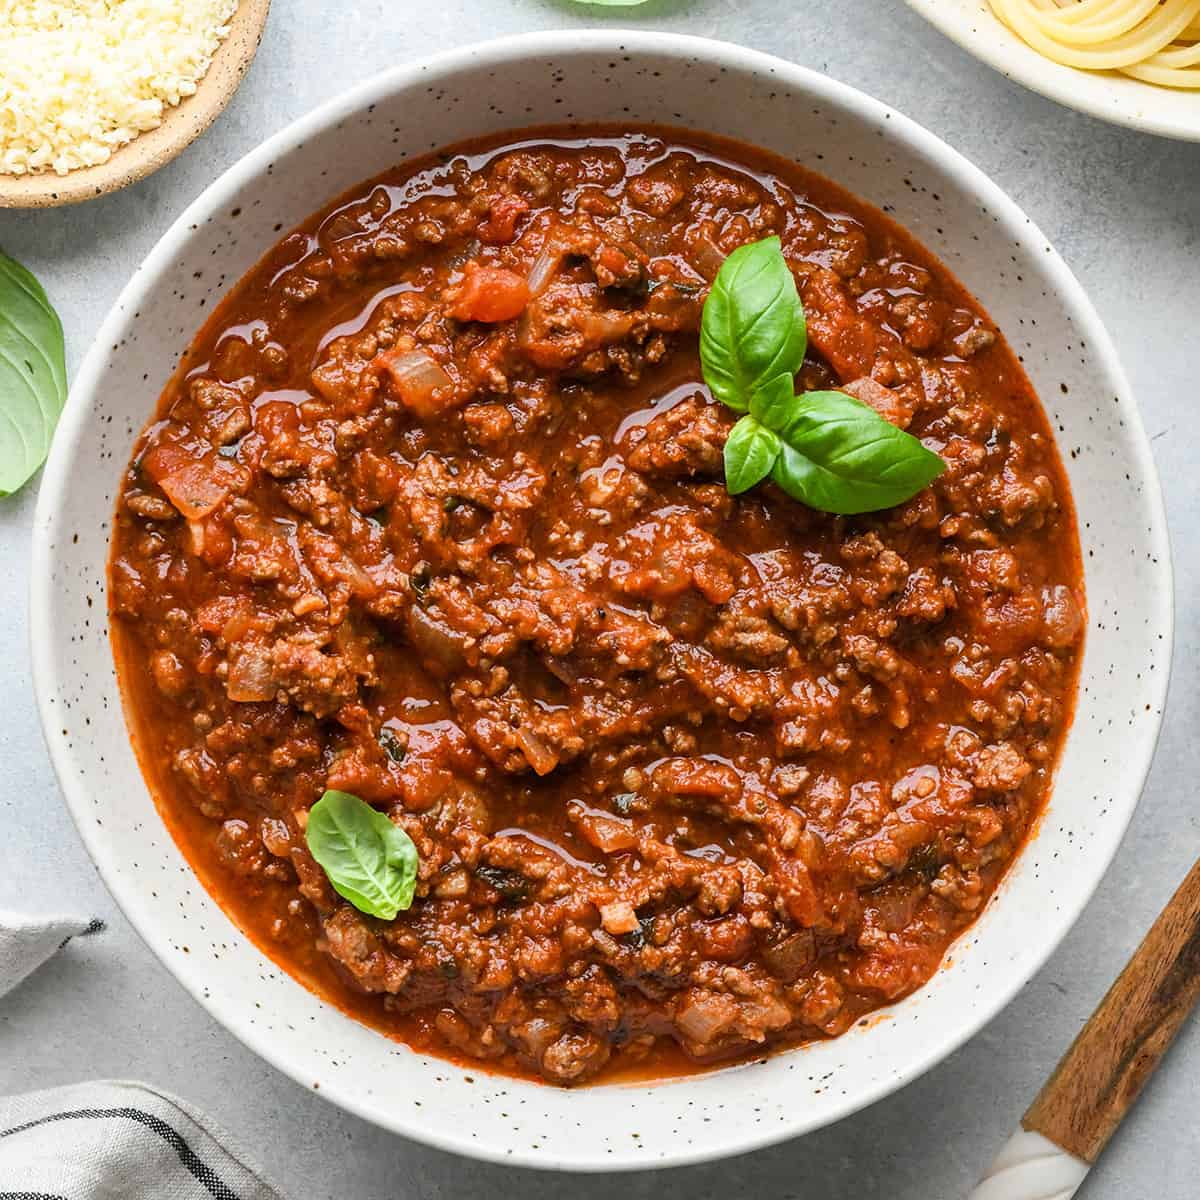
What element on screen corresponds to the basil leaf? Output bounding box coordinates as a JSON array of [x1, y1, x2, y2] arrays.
[[768, 390, 945, 515], [0, 251, 67, 496], [698, 237, 944, 514], [305, 789, 419, 920], [700, 235, 806, 414], [723, 414, 780, 495], [747, 372, 798, 431]]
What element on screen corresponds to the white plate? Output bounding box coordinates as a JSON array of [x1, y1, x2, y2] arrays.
[[906, 0, 1200, 142], [31, 30, 1172, 1171]]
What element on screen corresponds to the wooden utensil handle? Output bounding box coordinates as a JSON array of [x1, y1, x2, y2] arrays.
[[1023, 856, 1200, 1163]]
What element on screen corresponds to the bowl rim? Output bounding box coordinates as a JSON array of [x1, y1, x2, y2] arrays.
[[904, 0, 1200, 143], [30, 28, 1174, 1171]]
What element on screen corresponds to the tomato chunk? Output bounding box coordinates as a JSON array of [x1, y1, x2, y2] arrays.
[[449, 264, 530, 323], [478, 194, 529, 244]]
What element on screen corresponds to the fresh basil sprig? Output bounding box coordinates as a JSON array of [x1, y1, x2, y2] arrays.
[[700, 236, 944, 514], [305, 789, 419, 920], [0, 251, 67, 496]]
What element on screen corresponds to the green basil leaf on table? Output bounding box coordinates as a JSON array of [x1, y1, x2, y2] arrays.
[[0, 251, 67, 496], [699, 235, 806, 413], [766, 390, 945, 515], [304, 789, 419, 920], [723, 414, 781, 495], [700, 235, 944, 513]]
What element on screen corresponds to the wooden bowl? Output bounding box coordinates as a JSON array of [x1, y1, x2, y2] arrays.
[[0, 0, 270, 209]]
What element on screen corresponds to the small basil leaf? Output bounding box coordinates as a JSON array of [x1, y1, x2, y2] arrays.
[[0, 251, 67, 496], [305, 789, 418, 920], [700, 236, 806, 414], [769, 390, 945, 515], [723, 414, 781, 495]]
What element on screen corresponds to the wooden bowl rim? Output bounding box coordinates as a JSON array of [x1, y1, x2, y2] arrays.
[[0, 0, 271, 209]]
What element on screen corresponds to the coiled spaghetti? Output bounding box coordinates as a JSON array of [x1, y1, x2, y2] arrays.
[[989, 0, 1200, 88]]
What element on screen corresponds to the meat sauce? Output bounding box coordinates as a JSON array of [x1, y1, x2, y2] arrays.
[[109, 127, 1084, 1085]]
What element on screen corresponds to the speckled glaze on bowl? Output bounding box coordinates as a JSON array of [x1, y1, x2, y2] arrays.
[[31, 31, 1172, 1171]]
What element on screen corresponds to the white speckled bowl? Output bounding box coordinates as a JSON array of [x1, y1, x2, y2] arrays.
[[31, 31, 1172, 1172]]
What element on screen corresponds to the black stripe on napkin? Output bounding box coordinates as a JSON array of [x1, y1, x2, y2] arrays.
[[0, 1108, 239, 1200], [56, 918, 106, 950]]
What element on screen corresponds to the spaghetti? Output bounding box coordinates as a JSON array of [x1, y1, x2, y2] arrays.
[[989, 0, 1200, 88]]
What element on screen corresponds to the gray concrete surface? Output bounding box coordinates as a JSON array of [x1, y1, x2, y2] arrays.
[[2, 2, 1198, 1196]]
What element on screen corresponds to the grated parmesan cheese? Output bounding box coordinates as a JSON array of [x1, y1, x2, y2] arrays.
[[0, 0, 239, 176]]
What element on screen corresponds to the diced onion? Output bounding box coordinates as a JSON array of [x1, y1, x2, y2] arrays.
[[676, 992, 736, 1043], [574, 812, 637, 854], [221, 608, 254, 642], [514, 725, 559, 776], [526, 234, 566, 297], [156, 460, 230, 520], [186, 519, 207, 556], [405, 604, 469, 673], [336, 554, 377, 597], [690, 234, 726, 282], [379, 349, 452, 412], [226, 644, 278, 702], [580, 310, 635, 345]]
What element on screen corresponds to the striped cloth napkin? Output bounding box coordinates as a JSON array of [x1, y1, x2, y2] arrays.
[[0, 910, 285, 1199], [0, 909, 101, 996]]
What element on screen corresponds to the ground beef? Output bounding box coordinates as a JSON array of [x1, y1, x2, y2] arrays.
[[109, 127, 1083, 1086]]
